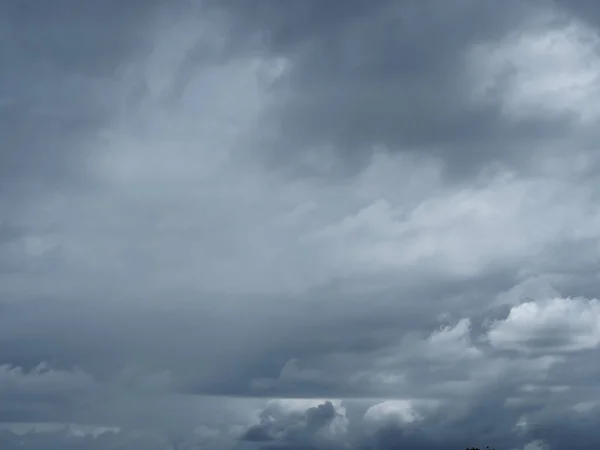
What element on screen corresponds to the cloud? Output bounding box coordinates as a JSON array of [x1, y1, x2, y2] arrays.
[[363, 400, 438, 427], [240, 399, 349, 449], [3, 0, 600, 449], [487, 296, 600, 353], [468, 13, 600, 124], [522, 441, 550, 450], [209, 0, 563, 179], [0, 422, 119, 437], [0, 363, 93, 395]]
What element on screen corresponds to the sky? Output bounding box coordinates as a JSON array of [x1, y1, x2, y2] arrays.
[[1, 0, 600, 449]]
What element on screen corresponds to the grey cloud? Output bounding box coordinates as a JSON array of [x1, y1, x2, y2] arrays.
[[0, 364, 93, 425], [0, 0, 170, 199], [240, 400, 346, 448], [208, 0, 580, 179], [0, 426, 169, 450], [0, 1, 168, 75], [3, 1, 600, 449], [0, 363, 93, 396], [234, 399, 558, 450]]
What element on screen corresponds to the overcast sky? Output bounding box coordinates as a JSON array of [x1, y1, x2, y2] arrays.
[[1, 0, 600, 449]]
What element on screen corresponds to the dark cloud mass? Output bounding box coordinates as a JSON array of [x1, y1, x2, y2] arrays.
[[2, 0, 600, 449]]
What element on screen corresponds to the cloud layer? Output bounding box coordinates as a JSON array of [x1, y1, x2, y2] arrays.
[[2, 0, 600, 449]]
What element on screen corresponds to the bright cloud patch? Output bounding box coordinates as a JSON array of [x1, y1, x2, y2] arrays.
[[469, 15, 600, 123], [488, 296, 600, 352]]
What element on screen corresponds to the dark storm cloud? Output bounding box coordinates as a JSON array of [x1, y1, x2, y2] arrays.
[[555, 0, 600, 28], [241, 401, 342, 446], [0, 0, 169, 194], [233, 399, 550, 450], [207, 0, 576, 179], [0, 0, 170, 74]]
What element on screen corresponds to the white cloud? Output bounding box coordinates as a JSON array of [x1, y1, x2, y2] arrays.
[[487, 296, 600, 352], [307, 170, 600, 283], [425, 318, 482, 361], [363, 400, 437, 427], [573, 401, 598, 414], [522, 440, 550, 450], [469, 14, 600, 123]]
